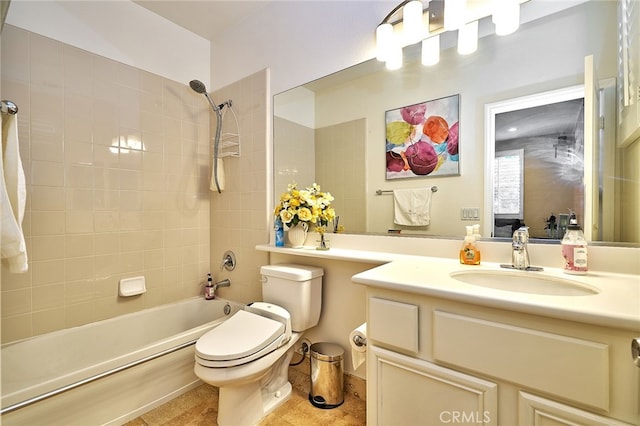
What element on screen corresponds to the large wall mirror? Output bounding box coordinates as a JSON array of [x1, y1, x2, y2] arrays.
[[274, 0, 640, 245]]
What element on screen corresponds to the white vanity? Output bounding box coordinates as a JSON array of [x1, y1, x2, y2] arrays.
[[352, 258, 639, 426]]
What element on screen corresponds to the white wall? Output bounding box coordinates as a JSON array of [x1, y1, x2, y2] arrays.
[[6, 0, 210, 86], [211, 0, 391, 95]]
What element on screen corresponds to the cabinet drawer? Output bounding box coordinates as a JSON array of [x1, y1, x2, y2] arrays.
[[433, 311, 609, 411], [519, 392, 632, 426], [369, 297, 419, 353]]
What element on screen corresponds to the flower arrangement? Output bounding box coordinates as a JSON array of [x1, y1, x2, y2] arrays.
[[274, 182, 336, 231]]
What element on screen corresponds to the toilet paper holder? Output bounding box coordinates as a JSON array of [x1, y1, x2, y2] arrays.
[[352, 334, 367, 347]]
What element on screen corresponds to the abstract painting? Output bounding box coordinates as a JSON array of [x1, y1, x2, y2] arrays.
[[385, 94, 460, 180]]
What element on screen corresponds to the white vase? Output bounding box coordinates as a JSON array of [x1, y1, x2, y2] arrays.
[[287, 222, 308, 248]]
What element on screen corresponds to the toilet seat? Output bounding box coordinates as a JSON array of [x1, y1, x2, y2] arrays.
[[195, 310, 287, 368]]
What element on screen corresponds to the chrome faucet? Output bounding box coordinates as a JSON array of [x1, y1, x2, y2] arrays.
[[511, 226, 530, 270]]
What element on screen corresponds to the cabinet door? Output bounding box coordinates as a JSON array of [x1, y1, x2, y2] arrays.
[[519, 392, 633, 426], [368, 345, 497, 425]]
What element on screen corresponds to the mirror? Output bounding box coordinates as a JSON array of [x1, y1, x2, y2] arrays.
[[486, 84, 591, 240], [273, 0, 639, 245]]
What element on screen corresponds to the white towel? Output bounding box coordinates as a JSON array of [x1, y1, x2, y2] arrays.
[[1, 113, 28, 273], [393, 188, 432, 226], [209, 158, 225, 192]]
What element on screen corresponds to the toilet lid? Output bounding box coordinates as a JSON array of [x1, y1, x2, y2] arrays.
[[195, 310, 285, 361]]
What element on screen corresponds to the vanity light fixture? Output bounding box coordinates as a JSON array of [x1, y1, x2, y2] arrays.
[[375, 0, 526, 69]]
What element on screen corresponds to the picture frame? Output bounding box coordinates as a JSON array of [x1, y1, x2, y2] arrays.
[[385, 94, 460, 180]]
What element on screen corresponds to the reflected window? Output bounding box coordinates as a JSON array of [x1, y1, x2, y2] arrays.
[[493, 149, 524, 219]]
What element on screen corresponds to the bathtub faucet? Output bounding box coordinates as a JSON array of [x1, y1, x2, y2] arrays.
[[214, 279, 231, 297]]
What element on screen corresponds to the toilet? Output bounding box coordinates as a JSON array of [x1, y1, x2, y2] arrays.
[[194, 264, 323, 426]]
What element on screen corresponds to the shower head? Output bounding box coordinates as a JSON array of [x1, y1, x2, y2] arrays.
[[189, 79, 207, 94], [189, 79, 221, 112]]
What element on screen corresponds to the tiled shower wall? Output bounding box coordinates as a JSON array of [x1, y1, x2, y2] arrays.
[[315, 119, 366, 234], [208, 71, 270, 305], [1, 25, 211, 343]]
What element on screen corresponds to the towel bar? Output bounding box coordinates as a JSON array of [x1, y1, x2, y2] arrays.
[[376, 186, 437, 195]]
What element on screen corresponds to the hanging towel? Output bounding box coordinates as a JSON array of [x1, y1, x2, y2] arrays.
[[393, 188, 432, 226], [210, 157, 225, 192], [1, 113, 28, 272]]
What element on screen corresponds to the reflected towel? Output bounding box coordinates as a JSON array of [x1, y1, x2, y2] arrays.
[[210, 158, 225, 192], [393, 188, 432, 226], [1, 113, 28, 272]]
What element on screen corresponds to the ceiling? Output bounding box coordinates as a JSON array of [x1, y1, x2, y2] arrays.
[[495, 98, 584, 142], [132, 0, 274, 41]]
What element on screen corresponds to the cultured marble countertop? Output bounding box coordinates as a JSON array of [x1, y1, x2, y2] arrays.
[[257, 243, 639, 332], [351, 257, 640, 332]]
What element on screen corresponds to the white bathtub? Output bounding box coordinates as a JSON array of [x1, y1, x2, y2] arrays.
[[1, 297, 242, 426]]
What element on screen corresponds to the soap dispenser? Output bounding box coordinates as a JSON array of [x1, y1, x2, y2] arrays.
[[561, 211, 588, 275], [204, 273, 215, 299], [460, 225, 481, 265]]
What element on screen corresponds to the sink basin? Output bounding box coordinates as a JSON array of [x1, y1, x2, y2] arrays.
[[450, 270, 599, 296]]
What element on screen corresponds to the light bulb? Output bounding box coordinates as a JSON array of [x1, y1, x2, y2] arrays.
[[421, 36, 440, 66], [376, 23, 394, 61], [386, 45, 403, 70], [444, 0, 467, 31], [403, 0, 424, 45], [457, 20, 478, 55], [493, 0, 520, 36]]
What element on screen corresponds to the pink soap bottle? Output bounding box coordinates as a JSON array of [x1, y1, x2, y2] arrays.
[[561, 211, 588, 275]]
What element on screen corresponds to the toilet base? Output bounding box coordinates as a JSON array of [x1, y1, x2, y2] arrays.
[[217, 375, 293, 426], [202, 339, 299, 426], [263, 380, 293, 417]]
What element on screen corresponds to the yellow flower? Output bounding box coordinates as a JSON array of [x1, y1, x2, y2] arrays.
[[297, 207, 313, 222], [279, 209, 294, 224], [324, 207, 336, 221], [274, 182, 336, 229], [299, 190, 312, 202]]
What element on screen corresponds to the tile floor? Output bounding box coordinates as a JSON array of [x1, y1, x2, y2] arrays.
[[125, 360, 366, 426]]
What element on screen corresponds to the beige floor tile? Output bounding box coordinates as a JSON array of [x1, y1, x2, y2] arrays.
[[127, 379, 365, 426]]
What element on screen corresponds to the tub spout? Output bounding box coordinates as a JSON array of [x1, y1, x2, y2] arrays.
[[213, 279, 230, 297]]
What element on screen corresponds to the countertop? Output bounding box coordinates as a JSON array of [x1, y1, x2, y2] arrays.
[[257, 242, 640, 332], [351, 257, 640, 332]]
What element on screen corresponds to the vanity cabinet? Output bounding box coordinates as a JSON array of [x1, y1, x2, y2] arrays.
[[365, 289, 639, 426]]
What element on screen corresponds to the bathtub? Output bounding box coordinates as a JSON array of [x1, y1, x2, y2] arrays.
[[1, 297, 242, 426]]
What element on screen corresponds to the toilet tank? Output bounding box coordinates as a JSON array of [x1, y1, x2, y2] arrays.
[[260, 264, 323, 332]]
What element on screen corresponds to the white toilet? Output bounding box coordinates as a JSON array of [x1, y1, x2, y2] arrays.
[[194, 264, 323, 426]]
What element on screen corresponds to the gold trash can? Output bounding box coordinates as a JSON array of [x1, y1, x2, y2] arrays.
[[309, 342, 344, 408]]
